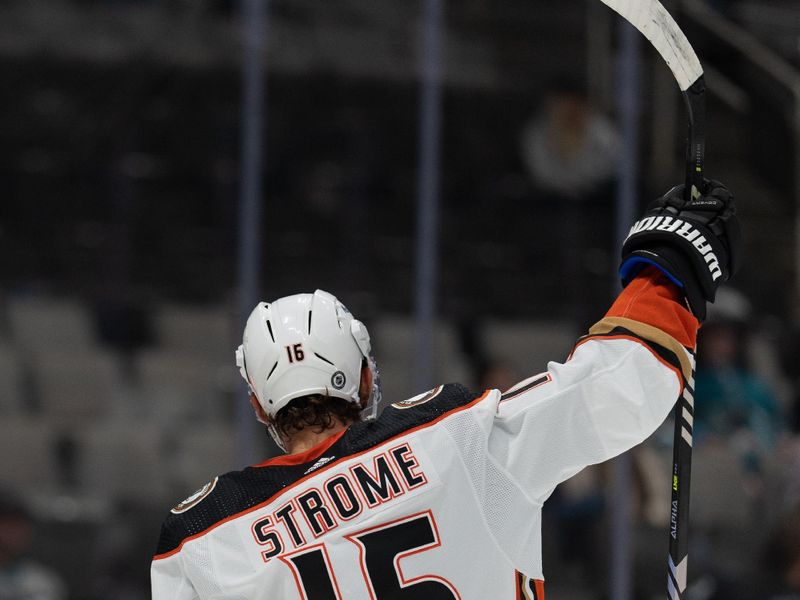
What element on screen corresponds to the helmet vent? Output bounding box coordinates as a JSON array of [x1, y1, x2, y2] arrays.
[[266, 361, 278, 380], [266, 320, 275, 342], [307, 310, 313, 334], [314, 353, 335, 366]]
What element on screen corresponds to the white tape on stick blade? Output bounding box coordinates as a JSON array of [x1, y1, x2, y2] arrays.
[[600, 0, 703, 90]]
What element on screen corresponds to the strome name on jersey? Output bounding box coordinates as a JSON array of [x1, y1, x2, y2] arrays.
[[251, 442, 430, 562]]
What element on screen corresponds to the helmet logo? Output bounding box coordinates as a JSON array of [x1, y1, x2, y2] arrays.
[[331, 371, 346, 390]]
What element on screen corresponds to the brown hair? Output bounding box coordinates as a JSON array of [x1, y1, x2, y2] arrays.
[[270, 395, 362, 440]]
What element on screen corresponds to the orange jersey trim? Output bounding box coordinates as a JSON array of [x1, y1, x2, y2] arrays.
[[153, 390, 493, 561], [515, 570, 545, 599], [607, 267, 699, 349], [255, 428, 348, 468]]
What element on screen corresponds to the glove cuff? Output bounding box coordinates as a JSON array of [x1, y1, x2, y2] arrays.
[[620, 248, 707, 320], [619, 256, 685, 289]]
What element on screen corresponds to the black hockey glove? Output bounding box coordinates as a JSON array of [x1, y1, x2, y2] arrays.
[[619, 180, 741, 321]]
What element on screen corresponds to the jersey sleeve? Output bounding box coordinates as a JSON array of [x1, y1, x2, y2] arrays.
[[489, 267, 697, 503], [151, 523, 200, 600], [151, 555, 199, 600]]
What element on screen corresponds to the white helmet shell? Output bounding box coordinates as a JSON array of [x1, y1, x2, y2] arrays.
[[236, 290, 380, 448]]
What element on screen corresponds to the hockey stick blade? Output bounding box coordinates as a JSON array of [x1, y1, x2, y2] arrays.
[[599, 0, 702, 91], [600, 0, 706, 200]]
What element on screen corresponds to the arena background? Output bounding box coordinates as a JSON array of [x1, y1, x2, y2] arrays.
[[1, 1, 799, 598]]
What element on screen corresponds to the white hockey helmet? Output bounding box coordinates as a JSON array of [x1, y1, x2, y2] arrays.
[[236, 290, 381, 450]]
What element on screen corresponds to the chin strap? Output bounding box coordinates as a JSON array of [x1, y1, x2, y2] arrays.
[[360, 356, 382, 422]]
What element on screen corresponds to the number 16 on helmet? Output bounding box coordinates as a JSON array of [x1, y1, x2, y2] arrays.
[[235, 290, 381, 449]]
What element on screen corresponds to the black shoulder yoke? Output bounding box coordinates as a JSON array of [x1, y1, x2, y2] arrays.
[[154, 382, 482, 557]]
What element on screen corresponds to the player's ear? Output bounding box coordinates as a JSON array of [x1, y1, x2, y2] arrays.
[[358, 363, 372, 408]]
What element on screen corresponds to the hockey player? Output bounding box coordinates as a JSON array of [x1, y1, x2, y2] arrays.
[[151, 180, 740, 599]]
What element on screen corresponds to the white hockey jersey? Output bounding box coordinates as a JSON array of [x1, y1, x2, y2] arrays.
[[152, 269, 698, 599]]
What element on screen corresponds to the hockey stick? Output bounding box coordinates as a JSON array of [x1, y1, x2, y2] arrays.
[[597, 2, 704, 599]]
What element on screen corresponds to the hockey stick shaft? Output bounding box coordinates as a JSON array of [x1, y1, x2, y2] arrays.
[[683, 77, 707, 199], [597, 2, 704, 598], [668, 374, 696, 599], [670, 78, 704, 600]]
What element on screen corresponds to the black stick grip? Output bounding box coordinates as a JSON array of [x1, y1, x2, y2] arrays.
[[683, 76, 707, 201]]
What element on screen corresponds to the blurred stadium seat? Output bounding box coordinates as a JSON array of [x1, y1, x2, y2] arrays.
[[171, 424, 237, 493], [0, 417, 58, 494], [690, 442, 752, 528], [135, 348, 233, 423], [154, 303, 236, 362], [78, 423, 169, 505], [8, 297, 96, 351], [0, 342, 26, 413], [483, 319, 578, 378], [33, 349, 122, 423], [371, 316, 471, 401]]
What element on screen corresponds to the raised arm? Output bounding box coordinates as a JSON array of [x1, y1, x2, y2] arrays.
[[488, 266, 696, 502], [487, 180, 740, 502]]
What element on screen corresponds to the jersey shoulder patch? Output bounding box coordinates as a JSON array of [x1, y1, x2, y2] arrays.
[[170, 477, 218, 514], [154, 468, 293, 558], [391, 385, 444, 409], [345, 382, 481, 448]]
